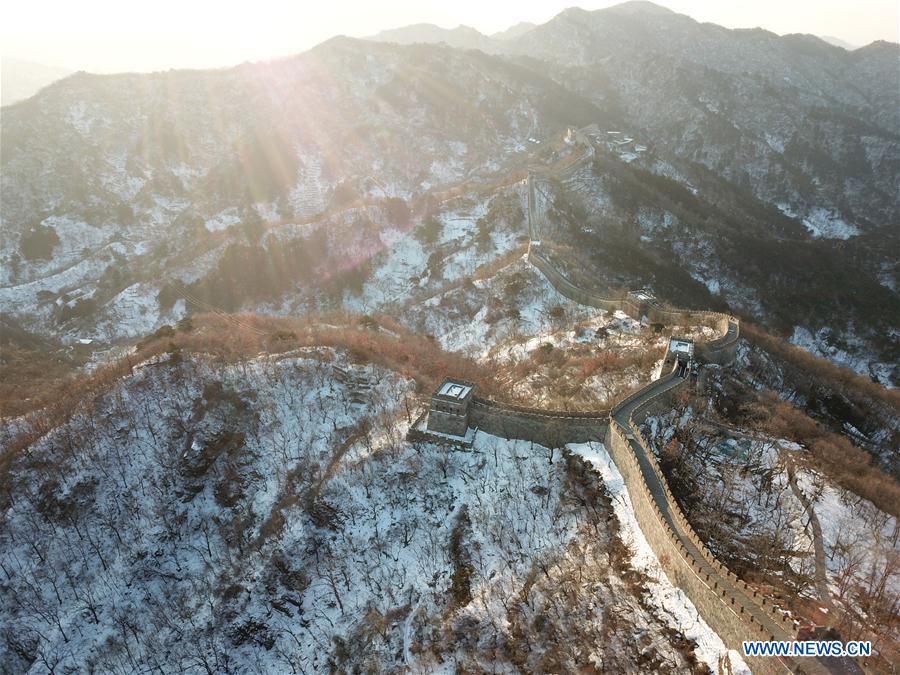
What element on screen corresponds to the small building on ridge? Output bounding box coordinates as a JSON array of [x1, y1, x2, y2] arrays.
[[426, 379, 475, 437]]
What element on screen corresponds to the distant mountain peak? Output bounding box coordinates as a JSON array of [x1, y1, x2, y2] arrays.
[[859, 39, 900, 50], [368, 22, 493, 50], [604, 0, 676, 15], [819, 35, 858, 50], [550, 2, 683, 30], [559, 6, 591, 17], [491, 21, 537, 41]]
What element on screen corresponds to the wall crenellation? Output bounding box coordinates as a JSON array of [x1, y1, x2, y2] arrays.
[[409, 160, 832, 673], [528, 248, 740, 364]]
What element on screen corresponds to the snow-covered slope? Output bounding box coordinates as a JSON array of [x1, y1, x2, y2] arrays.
[[2, 13, 897, 385], [0, 349, 742, 672]]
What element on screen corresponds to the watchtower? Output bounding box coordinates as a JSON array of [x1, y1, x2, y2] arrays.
[[625, 289, 654, 322], [663, 337, 694, 377], [427, 379, 475, 437]]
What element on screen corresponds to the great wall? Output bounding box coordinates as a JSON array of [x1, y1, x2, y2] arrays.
[[410, 140, 833, 674]]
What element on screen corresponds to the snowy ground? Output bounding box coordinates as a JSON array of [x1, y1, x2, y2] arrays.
[[801, 207, 860, 240], [0, 350, 720, 673], [343, 194, 522, 315], [790, 325, 895, 387], [341, 226, 429, 312], [204, 208, 241, 233], [642, 409, 814, 585], [570, 442, 751, 675], [796, 469, 900, 605], [0, 349, 414, 672]]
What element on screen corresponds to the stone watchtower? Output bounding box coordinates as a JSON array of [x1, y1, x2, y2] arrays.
[[663, 336, 694, 376], [426, 379, 475, 437], [625, 289, 654, 322]]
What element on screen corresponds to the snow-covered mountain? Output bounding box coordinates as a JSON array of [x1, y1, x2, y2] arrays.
[[379, 2, 899, 231], [0, 344, 757, 673], [2, 5, 899, 670], [2, 3, 897, 386], [2, 290, 896, 671]]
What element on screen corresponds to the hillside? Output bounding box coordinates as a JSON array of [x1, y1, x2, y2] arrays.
[[2, 333, 756, 673], [1, 7, 899, 668], [1, 4, 897, 387], [377, 2, 899, 232], [2, 285, 897, 671]]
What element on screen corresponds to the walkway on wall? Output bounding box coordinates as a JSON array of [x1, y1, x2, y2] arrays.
[[522, 152, 834, 673], [612, 371, 797, 645]]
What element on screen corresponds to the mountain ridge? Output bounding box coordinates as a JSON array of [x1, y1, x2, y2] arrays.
[[2, 6, 899, 668], [1, 6, 897, 386], [0, 57, 73, 106]]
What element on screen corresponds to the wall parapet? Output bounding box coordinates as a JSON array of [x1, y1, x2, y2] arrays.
[[620, 360, 798, 638], [408, 163, 835, 673], [528, 249, 629, 312], [468, 396, 609, 447], [470, 396, 609, 420], [605, 418, 802, 674], [529, 248, 740, 365]]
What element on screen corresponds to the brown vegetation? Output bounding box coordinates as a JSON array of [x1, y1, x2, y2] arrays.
[[735, 321, 900, 514], [0, 311, 496, 474], [0, 318, 78, 418], [757, 394, 900, 518], [742, 321, 900, 414], [500, 338, 664, 409]]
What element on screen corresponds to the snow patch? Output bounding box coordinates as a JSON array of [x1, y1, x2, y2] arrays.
[[802, 207, 859, 240], [204, 209, 241, 233], [569, 442, 751, 675]]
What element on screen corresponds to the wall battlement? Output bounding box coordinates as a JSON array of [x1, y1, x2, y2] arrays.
[[528, 233, 807, 672], [528, 248, 740, 365], [410, 157, 832, 673]]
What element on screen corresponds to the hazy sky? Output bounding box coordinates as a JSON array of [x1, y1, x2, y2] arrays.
[[2, 0, 898, 73]]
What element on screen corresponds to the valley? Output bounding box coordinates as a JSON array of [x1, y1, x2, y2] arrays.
[[1, 2, 898, 673], [2, 164, 897, 671]]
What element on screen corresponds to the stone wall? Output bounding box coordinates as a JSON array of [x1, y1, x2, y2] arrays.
[[408, 411, 474, 449], [699, 314, 740, 364], [529, 249, 741, 366], [423, 383, 809, 672], [605, 369, 832, 674], [528, 249, 631, 314], [603, 424, 796, 675], [469, 397, 609, 447], [464, 164, 831, 674], [426, 409, 469, 436]]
